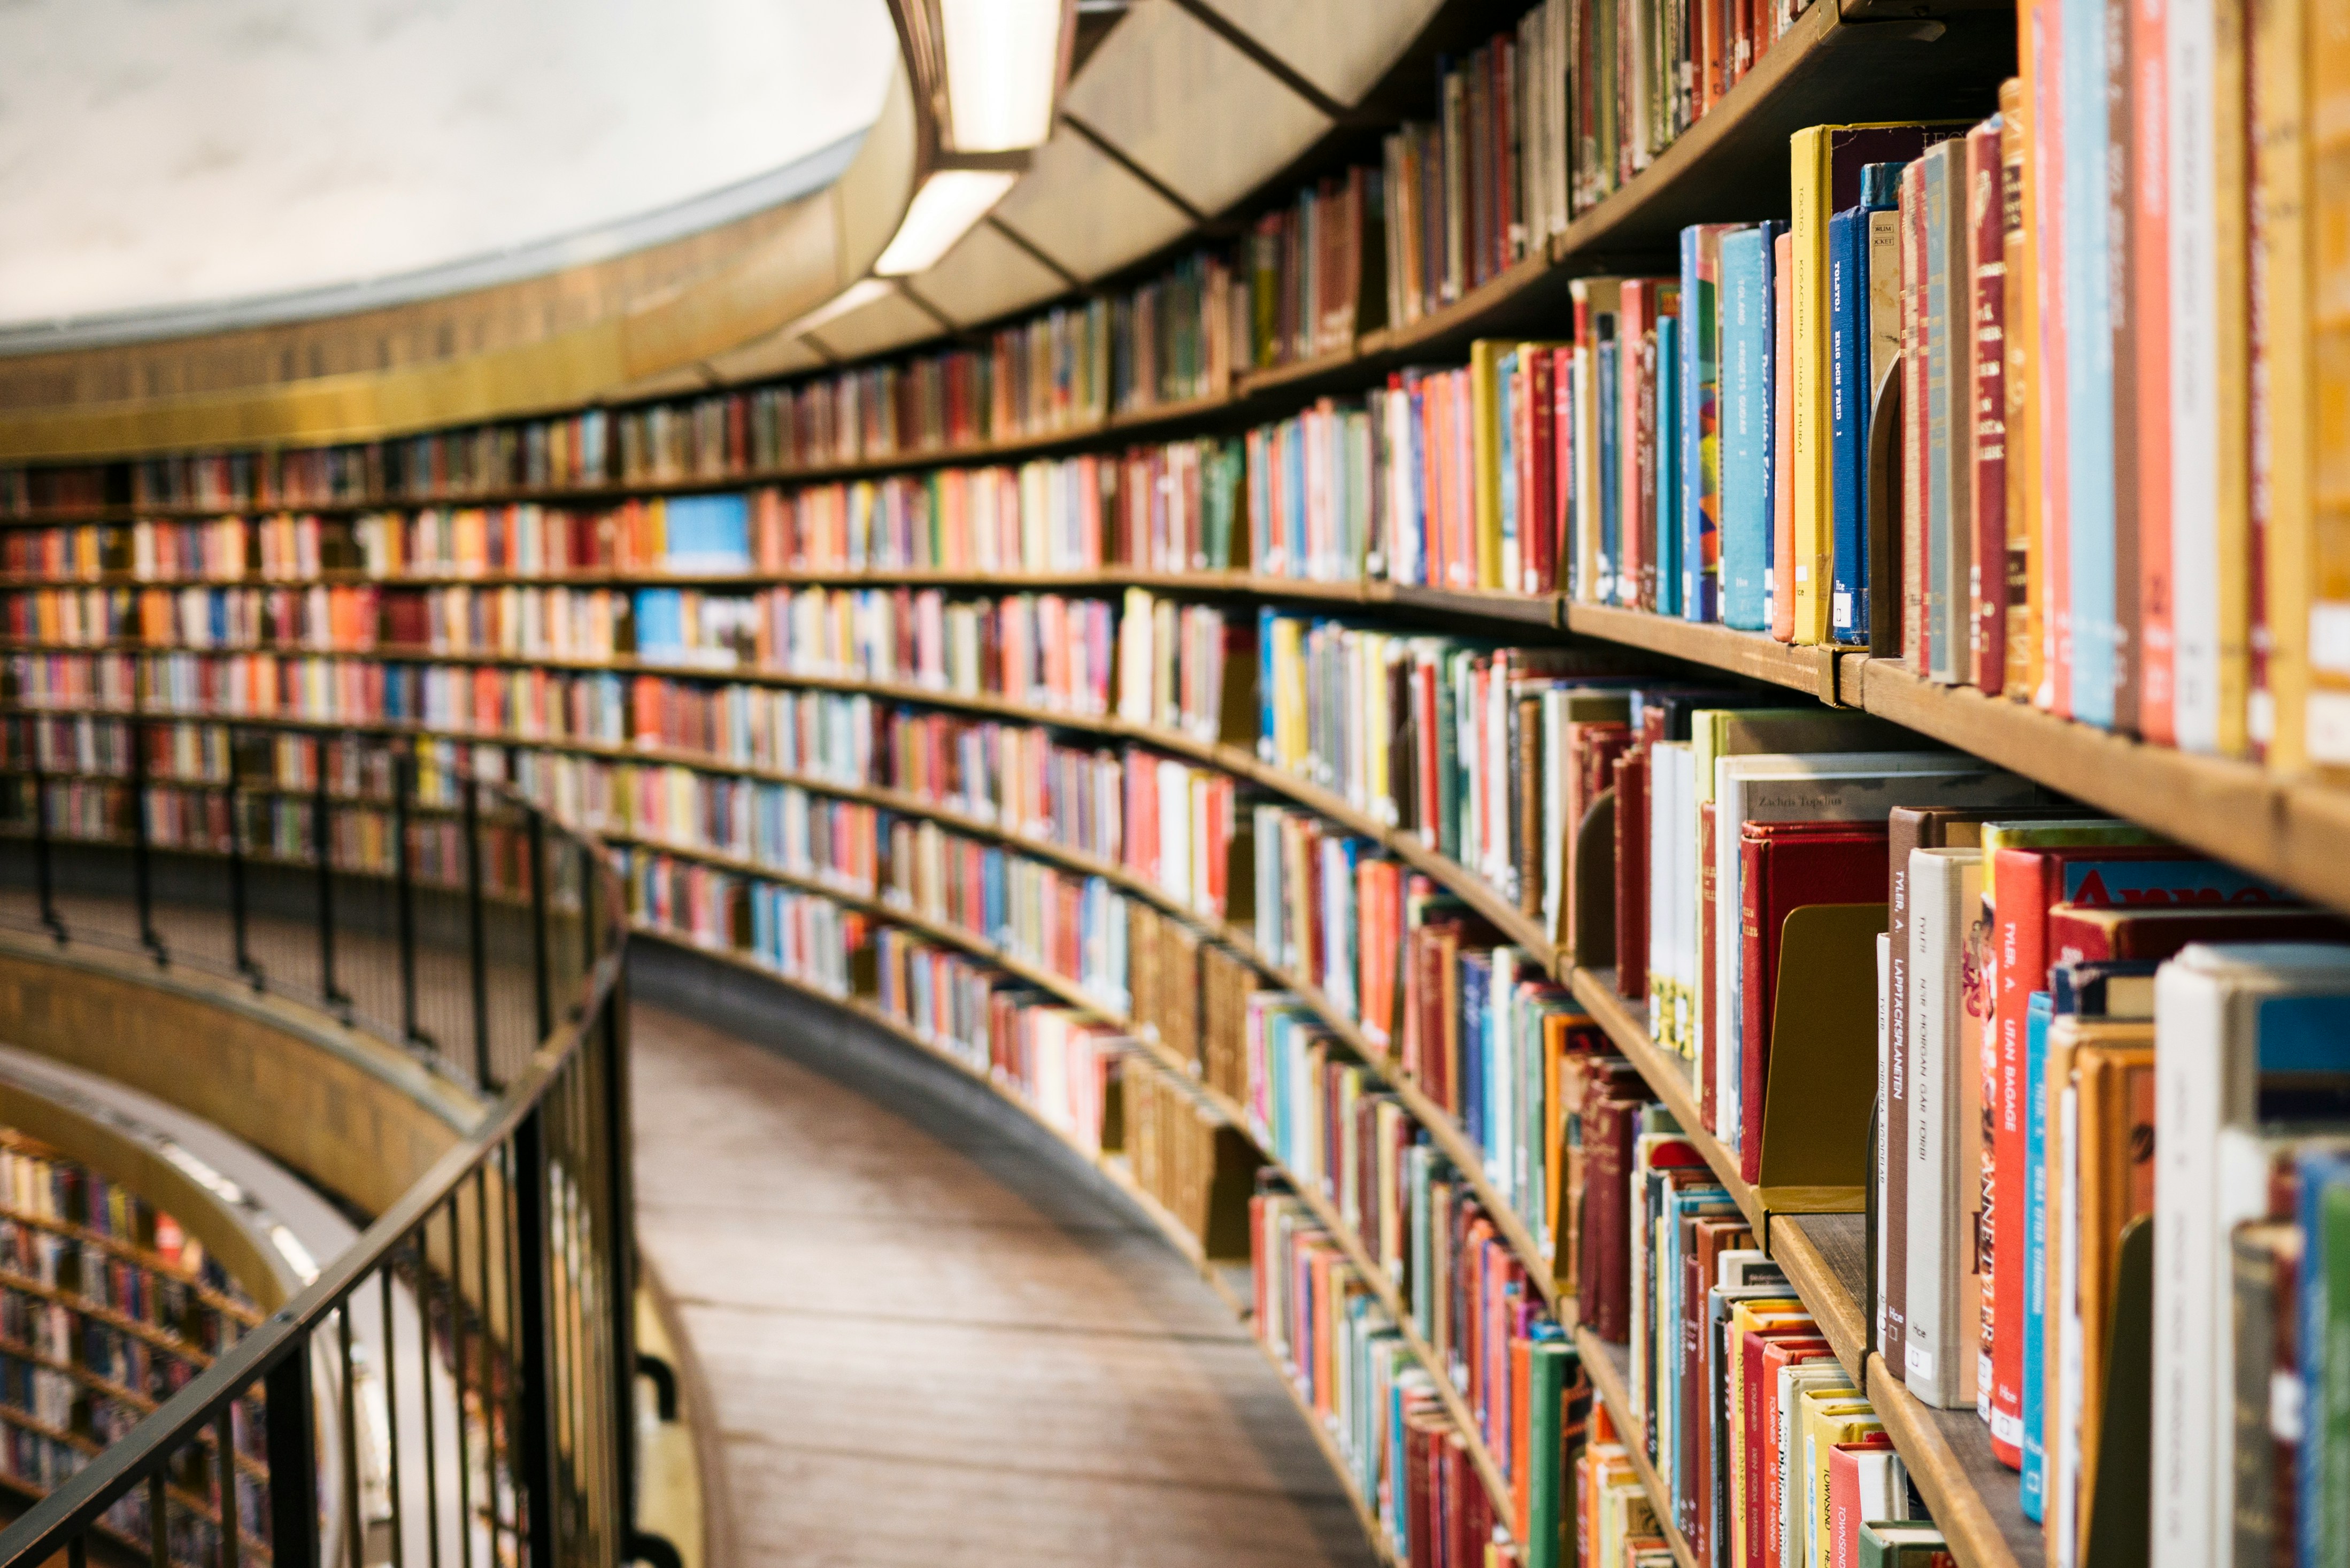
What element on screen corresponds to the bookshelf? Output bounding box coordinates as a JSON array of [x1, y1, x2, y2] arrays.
[[17, 0, 2334, 1561]]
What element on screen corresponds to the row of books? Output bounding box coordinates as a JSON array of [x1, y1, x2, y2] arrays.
[[1252, 1186, 1562, 1566], [5, 585, 379, 652], [0, 0, 1881, 534]]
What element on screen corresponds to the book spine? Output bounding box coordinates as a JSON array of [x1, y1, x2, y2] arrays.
[[1790, 127, 1833, 645], [2002, 80, 2040, 701], [1902, 164, 1930, 671], [1722, 231, 1771, 631], [1774, 230, 1798, 643], [1828, 207, 1869, 646], [1923, 145, 1958, 683], [1969, 120, 2010, 692], [2033, 0, 2074, 718]]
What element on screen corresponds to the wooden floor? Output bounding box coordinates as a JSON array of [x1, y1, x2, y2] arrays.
[[628, 945, 1378, 1568]]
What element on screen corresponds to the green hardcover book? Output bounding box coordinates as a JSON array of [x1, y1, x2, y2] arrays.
[[1527, 1338, 1573, 1568], [1858, 1521, 1954, 1566]]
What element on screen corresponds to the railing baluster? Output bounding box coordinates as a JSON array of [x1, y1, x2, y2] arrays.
[[395, 744, 426, 1051], [31, 730, 64, 944], [471, 1166, 498, 1568], [464, 778, 493, 1091], [315, 743, 349, 1018], [511, 1106, 558, 1568], [226, 729, 261, 991], [528, 810, 551, 1041], [602, 988, 641, 1551], [264, 1344, 318, 1568], [338, 1307, 361, 1568], [130, 716, 164, 965], [417, 1228, 444, 1568], [146, 1471, 166, 1568], [451, 1189, 476, 1568], [379, 1268, 405, 1568], [214, 1407, 238, 1568]]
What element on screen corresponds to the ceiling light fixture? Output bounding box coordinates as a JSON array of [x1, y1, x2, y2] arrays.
[[873, 167, 1019, 276], [939, 0, 1068, 153]]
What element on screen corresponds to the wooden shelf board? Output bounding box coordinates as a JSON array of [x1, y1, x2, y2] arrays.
[[1770, 1214, 1870, 1384], [1563, 603, 1828, 694], [1858, 656, 2350, 914], [1573, 1327, 1704, 1568], [1380, 583, 1565, 630], [1864, 1359, 2039, 1568]]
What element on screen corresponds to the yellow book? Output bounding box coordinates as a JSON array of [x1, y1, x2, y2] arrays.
[[2257, 0, 2315, 764], [2295, 0, 2350, 773], [2212, 0, 2256, 755], [1790, 122, 1969, 647], [1471, 340, 1507, 590], [2001, 74, 2040, 701], [1776, 1370, 1855, 1567], [1799, 1395, 1884, 1568], [1727, 1301, 1811, 1568]]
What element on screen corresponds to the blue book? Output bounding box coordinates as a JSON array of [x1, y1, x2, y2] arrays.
[[1598, 334, 1621, 606], [1256, 606, 1278, 762], [1719, 223, 1783, 630], [1656, 316, 1682, 619], [632, 589, 683, 655], [1828, 204, 1871, 645], [2061, 0, 2117, 726], [1460, 954, 1489, 1150], [2020, 989, 2054, 1521], [662, 493, 751, 569], [1717, 228, 1768, 630], [1679, 226, 1722, 624]]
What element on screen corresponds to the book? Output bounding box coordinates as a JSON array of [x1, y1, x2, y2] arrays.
[[2151, 944, 2350, 1568], [1737, 821, 1889, 1180], [1791, 122, 1968, 648], [1720, 224, 1783, 632], [1906, 845, 1985, 1409]]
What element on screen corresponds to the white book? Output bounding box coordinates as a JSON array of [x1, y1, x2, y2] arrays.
[[1540, 689, 1571, 941], [1777, 1364, 1855, 1568], [1876, 927, 1893, 1354], [2151, 943, 2350, 1568], [1709, 755, 2035, 1145], [1670, 740, 1701, 1062], [1650, 739, 1690, 1051], [1905, 846, 1984, 1409]]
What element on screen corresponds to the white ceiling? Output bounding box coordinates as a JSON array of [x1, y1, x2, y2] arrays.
[[0, 0, 900, 331]]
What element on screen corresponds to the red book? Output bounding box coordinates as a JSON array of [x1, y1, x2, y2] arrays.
[[1613, 745, 1651, 999], [1699, 798, 1721, 1127], [1754, 1336, 1836, 1568], [1828, 1435, 1899, 1568], [2044, 900, 2346, 964], [1522, 350, 1560, 594], [1580, 1087, 1655, 1341], [1737, 822, 1890, 1182], [1983, 844, 2289, 1463], [1405, 1405, 1441, 1567], [1551, 347, 1576, 597]]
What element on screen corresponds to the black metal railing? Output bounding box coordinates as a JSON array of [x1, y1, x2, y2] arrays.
[[0, 717, 639, 1568]]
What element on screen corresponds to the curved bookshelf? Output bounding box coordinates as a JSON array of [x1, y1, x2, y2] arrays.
[[22, 0, 2334, 1559]]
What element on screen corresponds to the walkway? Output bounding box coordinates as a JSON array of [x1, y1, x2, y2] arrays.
[[628, 944, 1378, 1568]]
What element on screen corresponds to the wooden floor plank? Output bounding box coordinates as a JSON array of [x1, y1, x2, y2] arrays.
[[628, 955, 1378, 1568]]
